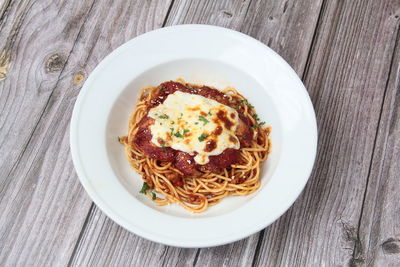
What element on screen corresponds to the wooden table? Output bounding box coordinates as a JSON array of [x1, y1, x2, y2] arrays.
[[1, 0, 399, 266]]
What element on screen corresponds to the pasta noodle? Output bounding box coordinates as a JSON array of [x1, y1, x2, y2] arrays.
[[120, 82, 271, 213]]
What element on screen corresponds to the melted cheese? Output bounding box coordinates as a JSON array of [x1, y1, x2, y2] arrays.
[[148, 91, 240, 164]]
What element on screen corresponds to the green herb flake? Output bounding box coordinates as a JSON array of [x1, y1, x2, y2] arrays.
[[252, 121, 266, 129], [208, 111, 212, 116], [199, 116, 209, 125], [252, 113, 260, 121], [170, 128, 174, 135], [171, 121, 175, 124], [117, 136, 120, 142], [174, 131, 184, 138], [140, 182, 157, 201], [240, 99, 254, 109], [198, 133, 208, 142], [160, 143, 167, 151], [160, 87, 165, 92], [195, 122, 199, 125], [139, 182, 150, 194], [159, 114, 169, 119], [183, 129, 190, 134]]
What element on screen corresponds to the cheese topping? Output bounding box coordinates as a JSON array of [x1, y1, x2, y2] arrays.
[[148, 91, 240, 164]]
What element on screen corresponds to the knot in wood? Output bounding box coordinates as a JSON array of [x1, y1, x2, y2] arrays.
[[46, 54, 65, 72], [381, 238, 400, 254], [73, 73, 85, 84]]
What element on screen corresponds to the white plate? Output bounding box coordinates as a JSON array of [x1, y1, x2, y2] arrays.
[[70, 24, 317, 247]]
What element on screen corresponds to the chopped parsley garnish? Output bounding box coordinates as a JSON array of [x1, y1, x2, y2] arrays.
[[199, 116, 209, 125], [198, 133, 208, 142], [139, 182, 157, 201], [160, 143, 167, 151], [139, 182, 150, 194], [252, 113, 260, 121], [174, 131, 184, 138], [251, 113, 265, 128], [170, 128, 174, 135], [183, 129, 190, 134], [240, 99, 254, 109], [252, 121, 266, 129], [178, 113, 183, 120], [159, 114, 169, 119], [208, 111, 212, 116], [171, 121, 175, 124], [195, 122, 199, 125]]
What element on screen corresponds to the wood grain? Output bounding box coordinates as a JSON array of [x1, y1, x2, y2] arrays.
[[0, 0, 91, 180], [0, 0, 171, 266], [356, 20, 400, 266], [239, 0, 323, 76], [253, 0, 400, 266], [69, 207, 199, 267], [0, 1, 97, 265], [69, 0, 324, 266]]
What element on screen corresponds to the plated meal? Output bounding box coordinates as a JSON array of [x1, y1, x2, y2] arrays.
[[71, 25, 317, 246], [120, 79, 271, 212]]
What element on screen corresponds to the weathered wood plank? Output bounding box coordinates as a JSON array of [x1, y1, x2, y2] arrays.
[[167, 0, 323, 76], [69, 0, 323, 266], [69, 206, 198, 267], [0, 0, 12, 25], [0, 0, 91, 182], [165, 0, 251, 31], [0, 1, 97, 266], [355, 22, 400, 266], [253, 0, 400, 266], [0, 0, 171, 266], [239, 0, 323, 76]]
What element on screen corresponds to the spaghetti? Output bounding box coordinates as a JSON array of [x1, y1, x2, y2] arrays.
[[120, 80, 271, 213]]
